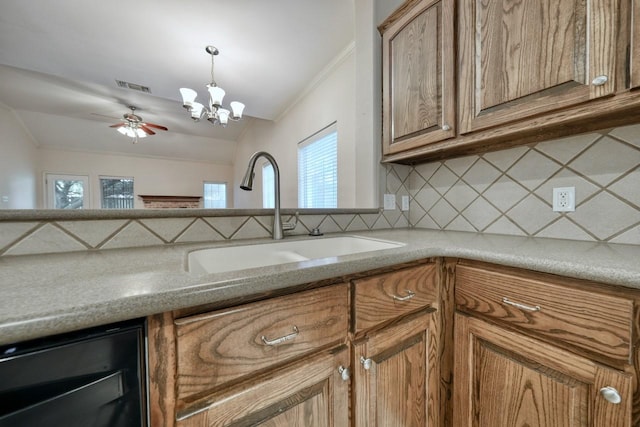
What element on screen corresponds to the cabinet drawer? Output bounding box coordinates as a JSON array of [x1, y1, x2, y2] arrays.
[[353, 263, 437, 333], [455, 265, 633, 362], [174, 284, 349, 402]]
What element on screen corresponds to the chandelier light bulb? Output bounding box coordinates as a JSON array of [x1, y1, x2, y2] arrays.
[[217, 108, 230, 126], [207, 86, 226, 107], [179, 88, 198, 109], [230, 101, 245, 120], [178, 45, 244, 127]]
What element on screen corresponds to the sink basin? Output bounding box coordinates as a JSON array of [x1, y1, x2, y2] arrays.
[[187, 235, 405, 275]]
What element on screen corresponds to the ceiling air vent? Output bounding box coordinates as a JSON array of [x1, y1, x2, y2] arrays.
[[115, 80, 151, 93]]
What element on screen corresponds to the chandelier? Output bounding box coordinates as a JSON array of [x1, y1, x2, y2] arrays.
[[179, 45, 245, 126]]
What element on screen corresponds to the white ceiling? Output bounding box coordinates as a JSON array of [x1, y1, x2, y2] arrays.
[[0, 0, 355, 164]]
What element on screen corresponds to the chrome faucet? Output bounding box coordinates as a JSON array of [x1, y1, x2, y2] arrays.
[[240, 151, 295, 240]]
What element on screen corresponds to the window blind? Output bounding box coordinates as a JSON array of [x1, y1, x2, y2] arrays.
[[298, 123, 337, 208], [262, 163, 275, 208]]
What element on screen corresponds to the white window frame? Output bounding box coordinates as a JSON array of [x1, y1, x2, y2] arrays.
[[298, 122, 338, 209], [45, 173, 90, 209], [203, 181, 227, 208]]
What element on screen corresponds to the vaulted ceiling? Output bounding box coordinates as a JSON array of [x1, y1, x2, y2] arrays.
[[0, 1, 354, 163]]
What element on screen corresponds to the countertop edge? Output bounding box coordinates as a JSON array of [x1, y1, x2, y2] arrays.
[[1, 229, 638, 346]]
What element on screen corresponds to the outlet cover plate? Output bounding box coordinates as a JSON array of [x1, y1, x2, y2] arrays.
[[553, 187, 575, 212], [383, 194, 396, 210], [401, 195, 409, 211]]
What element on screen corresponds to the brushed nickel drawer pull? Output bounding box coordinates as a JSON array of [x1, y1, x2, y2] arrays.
[[261, 326, 299, 346], [502, 297, 541, 312], [392, 290, 416, 301]]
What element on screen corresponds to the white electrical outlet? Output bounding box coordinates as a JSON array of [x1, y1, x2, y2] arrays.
[[383, 194, 396, 210], [401, 195, 410, 211], [553, 187, 575, 212]]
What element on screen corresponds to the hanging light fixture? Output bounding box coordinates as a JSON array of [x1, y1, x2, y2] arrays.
[[179, 45, 245, 127]]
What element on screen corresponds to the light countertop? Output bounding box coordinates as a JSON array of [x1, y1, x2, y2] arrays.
[[1, 229, 639, 346]]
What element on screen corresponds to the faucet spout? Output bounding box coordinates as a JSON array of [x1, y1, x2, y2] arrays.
[[239, 151, 285, 240]]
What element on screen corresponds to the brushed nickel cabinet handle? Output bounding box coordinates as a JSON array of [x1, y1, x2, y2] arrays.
[[261, 326, 299, 346], [502, 297, 541, 312], [442, 124, 451, 131], [392, 290, 416, 301]]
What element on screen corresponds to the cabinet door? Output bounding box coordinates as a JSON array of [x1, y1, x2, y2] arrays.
[[177, 346, 350, 427], [458, 0, 617, 134], [353, 310, 437, 427], [454, 313, 632, 426], [381, 0, 455, 155]]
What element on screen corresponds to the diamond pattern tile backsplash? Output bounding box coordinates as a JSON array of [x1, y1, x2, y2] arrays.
[[0, 209, 408, 256], [395, 124, 640, 245], [2, 124, 639, 256]]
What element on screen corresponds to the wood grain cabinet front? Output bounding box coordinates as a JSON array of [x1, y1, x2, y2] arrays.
[[380, 0, 455, 155], [352, 262, 438, 334], [177, 346, 350, 427], [455, 264, 634, 363], [454, 313, 633, 426], [453, 261, 638, 426], [458, 0, 618, 134], [174, 284, 349, 404], [351, 261, 446, 427]]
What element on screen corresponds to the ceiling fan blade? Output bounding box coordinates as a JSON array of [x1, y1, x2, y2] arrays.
[[143, 122, 168, 131], [109, 122, 126, 128], [140, 124, 156, 135]]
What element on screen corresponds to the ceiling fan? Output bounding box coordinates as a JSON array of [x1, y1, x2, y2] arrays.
[[109, 106, 168, 143]]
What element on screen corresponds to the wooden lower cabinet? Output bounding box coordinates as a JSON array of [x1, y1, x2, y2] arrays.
[[177, 346, 350, 427], [453, 313, 633, 426], [353, 309, 437, 427]]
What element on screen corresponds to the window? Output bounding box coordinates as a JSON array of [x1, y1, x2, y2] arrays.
[[46, 174, 89, 209], [262, 163, 274, 208], [100, 176, 134, 209], [298, 123, 337, 208], [203, 182, 227, 208]]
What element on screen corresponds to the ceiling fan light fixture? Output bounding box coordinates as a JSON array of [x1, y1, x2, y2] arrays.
[[179, 45, 244, 127], [110, 106, 167, 143]]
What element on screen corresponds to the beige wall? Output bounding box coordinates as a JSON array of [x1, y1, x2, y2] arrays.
[[234, 48, 357, 208], [0, 106, 38, 209], [38, 149, 234, 209]]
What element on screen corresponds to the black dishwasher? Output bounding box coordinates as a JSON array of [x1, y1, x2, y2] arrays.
[[0, 318, 147, 427]]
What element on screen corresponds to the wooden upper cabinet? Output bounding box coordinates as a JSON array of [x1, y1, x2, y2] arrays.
[[381, 0, 455, 155], [458, 0, 618, 134]]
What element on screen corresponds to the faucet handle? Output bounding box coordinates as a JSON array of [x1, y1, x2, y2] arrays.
[[283, 212, 299, 231]]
